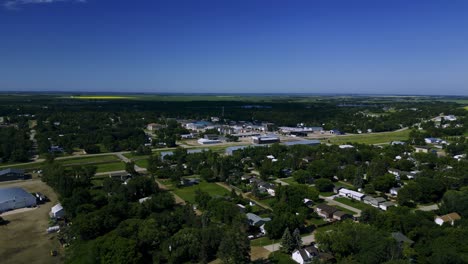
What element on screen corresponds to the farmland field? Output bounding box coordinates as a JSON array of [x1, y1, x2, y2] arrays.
[[172, 181, 230, 204]]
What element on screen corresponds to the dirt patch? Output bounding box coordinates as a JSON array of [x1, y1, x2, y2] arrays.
[[251, 246, 271, 261], [0, 179, 64, 264]]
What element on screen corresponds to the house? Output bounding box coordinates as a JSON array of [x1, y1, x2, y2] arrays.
[[49, 145, 64, 153], [180, 178, 200, 186], [292, 246, 319, 264], [315, 204, 338, 219], [391, 141, 406, 145], [197, 138, 221, 145], [415, 146, 430, 153], [246, 213, 271, 234], [392, 232, 414, 245], [363, 196, 387, 207], [333, 186, 343, 193], [204, 134, 220, 140], [329, 129, 344, 135], [434, 212, 461, 226], [252, 135, 280, 144], [303, 198, 314, 208], [0, 168, 25, 182], [379, 201, 396, 211], [109, 172, 132, 181], [339, 144, 354, 149], [425, 138, 445, 144], [443, 115, 457, 121], [146, 123, 163, 131], [50, 203, 65, 219], [181, 133, 196, 139], [138, 196, 152, 204], [333, 211, 352, 221], [390, 187, 400, 196], [0, 187, 37, 213], [338, 188, 366, 201]]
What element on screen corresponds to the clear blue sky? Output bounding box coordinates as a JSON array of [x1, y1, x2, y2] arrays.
[[1, 0, 468, 95]]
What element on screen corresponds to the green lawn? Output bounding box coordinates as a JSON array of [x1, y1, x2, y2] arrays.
[[250, 236, 275, 247], [268, 252, 297, 264], [334, 181, 356, 190], [320, 191, 335, 197], [58, 155, 120, 166], [95, 162, 126, 173], [280, 177, 299, 185], [329, 129, 410, 145], [306, 217, 327, 226], [334, 197, 374, 211], [0, 162, 44, 170], [134, 159, 149, 169], [172, 181, 230, 204]]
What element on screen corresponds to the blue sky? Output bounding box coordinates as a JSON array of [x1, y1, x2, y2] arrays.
[[1, 0, 468, 95]]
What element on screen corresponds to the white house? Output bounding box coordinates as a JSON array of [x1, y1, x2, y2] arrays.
[[50, 203, 65, 219], [339, 144, 354, 149], [379, 201, 396, 211], [338, 188, 365, 201], [390, 187, 400, 196], [292, 246, 319, 264]]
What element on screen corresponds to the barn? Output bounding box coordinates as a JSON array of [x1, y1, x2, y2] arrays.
[[0, 168, 25, 182], [0, 187, 37, 213]]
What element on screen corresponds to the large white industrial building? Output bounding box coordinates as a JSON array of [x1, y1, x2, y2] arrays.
[[0, 187, 37, 213]]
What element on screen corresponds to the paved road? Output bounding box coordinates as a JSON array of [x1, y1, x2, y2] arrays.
[[263, 233, 316, 252]]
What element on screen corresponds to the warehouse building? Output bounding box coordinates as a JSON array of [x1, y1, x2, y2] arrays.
[[0, 187, 37, 213], [251, 135, 280, 144], [0, 168, 25, 182]]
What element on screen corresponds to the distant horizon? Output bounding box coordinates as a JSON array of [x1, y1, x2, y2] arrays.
[[1, 90, 467, 97]]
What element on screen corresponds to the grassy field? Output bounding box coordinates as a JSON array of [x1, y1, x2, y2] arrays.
[[0, 179, 63, 264], [134, 159, 148, 169], [280, 177, 299, 185], [250, 236, 275, 247], [268, 252, 297, 264], [58, 155, 120, 166], [329, 129, 410, 145], [172, 181, 230, 204], [70, 95, 135, 100], [95, 162, 126, 173], [0, 162, 44, 170], [334, 197, 374, 211]]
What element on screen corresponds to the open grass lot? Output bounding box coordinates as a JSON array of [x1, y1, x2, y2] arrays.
[[0, 162, 44, 171], [281, 177, 299, 185], [329, 129, 410, 145], [0, 179, 63, 264], [334, 197, 374, 211], [58, 155, 120, 166], [251, 236, 275, 247], [134, 159, 149, 169], [95, 162, 126, 173], [172, 181, 230, 204], [268, 252, 297, 264]]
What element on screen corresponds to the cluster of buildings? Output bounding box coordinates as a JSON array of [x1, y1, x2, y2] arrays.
[[315, 204, 353, 222], [335, 187, 397, 211]]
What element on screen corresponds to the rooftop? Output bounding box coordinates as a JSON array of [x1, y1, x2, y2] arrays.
[[0, 187, 34, 203]]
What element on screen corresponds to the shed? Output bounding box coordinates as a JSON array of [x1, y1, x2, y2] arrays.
[[50, 203, 65, 219]]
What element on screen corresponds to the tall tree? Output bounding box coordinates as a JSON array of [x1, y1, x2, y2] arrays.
[[280, 228, 295, 254]]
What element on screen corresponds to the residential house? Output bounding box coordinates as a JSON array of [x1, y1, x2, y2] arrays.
[[415, 146, 430, 153], [292, 246, 319, 264], [390, 187, 400, 196], [363, 196, 387, 207], [338, 188, 366, 201], [303, 198, 314, 208], [146, 123, 163, 131], [379, 201, 396, 211], [246, 213, 271, 234], [333, 211, 352, 221], [315, 204, 338, 219], [339, 144, 354, 149], [435, 212, 461, 226]]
